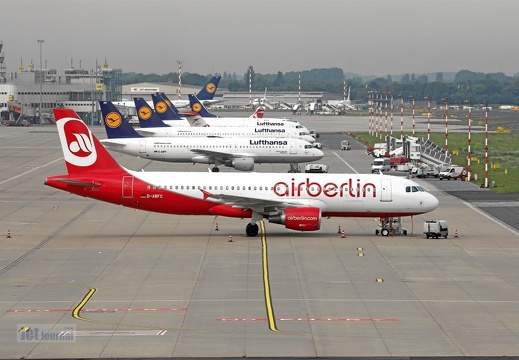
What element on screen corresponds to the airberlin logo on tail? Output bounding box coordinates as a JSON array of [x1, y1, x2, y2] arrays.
[[57, 117, 97, 167]]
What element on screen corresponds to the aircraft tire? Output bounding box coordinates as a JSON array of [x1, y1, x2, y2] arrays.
[[381, 229, 389, 237], [212, 167, 220, 172], [246, 223, 259, 237]]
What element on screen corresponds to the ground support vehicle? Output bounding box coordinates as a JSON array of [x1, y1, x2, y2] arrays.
[[376, 217, 407, 236], [304, 163, 328, 173], [423, 220, 449, 239]]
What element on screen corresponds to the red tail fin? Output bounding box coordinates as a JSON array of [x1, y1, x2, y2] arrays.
[[251, 106, 264, 118], [54, 108, 122, 174]]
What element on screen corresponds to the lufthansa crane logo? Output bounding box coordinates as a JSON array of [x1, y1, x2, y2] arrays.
[[105, 112, 122, 128], [192, 103, 202, 112], [138, 106, 153, 120], [155, 101, 168, 114], [206, 83, 216, 94]]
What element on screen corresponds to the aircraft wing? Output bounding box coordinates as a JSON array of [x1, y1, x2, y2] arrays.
[[100, 140, 127, 148], [134, 129, 160, 136], [190, 149, 255, 162], [200, 189, 316, 215]]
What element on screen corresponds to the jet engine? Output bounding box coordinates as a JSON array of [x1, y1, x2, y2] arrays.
[[230, 157, 255, 171], [269, 207, 321, 231]]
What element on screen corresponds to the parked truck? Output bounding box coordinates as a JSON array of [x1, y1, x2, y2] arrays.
[[423, 220, 449, 239], [438, 166, 467, 180]]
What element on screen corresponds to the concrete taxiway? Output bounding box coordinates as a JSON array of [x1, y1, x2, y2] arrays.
[[1, 115, 519, 358]]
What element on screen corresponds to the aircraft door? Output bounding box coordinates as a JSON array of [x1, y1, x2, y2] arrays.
[[139, 139, 146, 153], [122, 176, 134, 198], [380, 179, 392, 202], [290, 140, 297, 154]]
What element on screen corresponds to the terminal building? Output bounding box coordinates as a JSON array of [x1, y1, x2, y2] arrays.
[[0, 41, 122, 125], [1, 40, 336, 125]]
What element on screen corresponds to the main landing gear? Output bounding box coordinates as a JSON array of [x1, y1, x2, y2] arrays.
[[246, 223, 259, 237], [288, 163, 300, 173], [245, 212, 262, 237], [211, 166, 220, 172]]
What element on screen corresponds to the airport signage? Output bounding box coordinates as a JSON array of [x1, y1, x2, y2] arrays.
[[131, 87, 160, 93]]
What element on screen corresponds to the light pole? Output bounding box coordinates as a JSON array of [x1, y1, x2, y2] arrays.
[[37, 39, 44, 124], [425, 95, 431, 140], [410, 93, 415, 136]]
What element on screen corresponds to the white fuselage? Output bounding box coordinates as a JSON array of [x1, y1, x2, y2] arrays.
[[162, 118, 310, 132], [125, 171, 439, 217], [135, 125, 315, 142], [101, 137, 323, 165]]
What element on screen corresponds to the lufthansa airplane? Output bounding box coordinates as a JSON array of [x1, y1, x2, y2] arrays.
[[134, 98, 313, 141], [46, 108, 439, 237], [99, 102, 323, 172], [146, 94, 309, 132]]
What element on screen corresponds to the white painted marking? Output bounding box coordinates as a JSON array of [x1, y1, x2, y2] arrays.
[[0, 158, 63, 185], [333, 151, 359, 174]]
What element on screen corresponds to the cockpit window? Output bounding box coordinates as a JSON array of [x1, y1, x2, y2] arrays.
[[406, 185, 425, 193]]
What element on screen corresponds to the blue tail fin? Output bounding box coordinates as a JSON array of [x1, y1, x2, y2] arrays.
[[99, 101, 143, 139], [133, 97, 170, 128], [152, 93, 184, 121], [196, 75, 221, 100], [188, 94, 218, 118]]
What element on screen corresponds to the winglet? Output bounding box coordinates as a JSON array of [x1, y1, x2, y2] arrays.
[[200, 189, 213, 200]]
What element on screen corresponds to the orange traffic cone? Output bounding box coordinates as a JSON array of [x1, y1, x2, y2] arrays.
[[228, 235, 233, 242], [215, 223, 219, 231], [6, 229, 11, 238], [454, 229, 458, 238], [340, 230, 346, 238]]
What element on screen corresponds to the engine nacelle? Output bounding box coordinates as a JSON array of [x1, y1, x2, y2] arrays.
[[269, 207, 321, 231], [230, 157, 255, 171]]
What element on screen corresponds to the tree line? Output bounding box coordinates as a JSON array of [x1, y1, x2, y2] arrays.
[[122, 68, 519, 106]]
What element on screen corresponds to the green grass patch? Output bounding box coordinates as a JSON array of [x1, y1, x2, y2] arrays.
[[352, 131, 519, 193]]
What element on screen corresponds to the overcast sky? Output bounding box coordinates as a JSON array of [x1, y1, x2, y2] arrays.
[[2, 0, 518, 77]]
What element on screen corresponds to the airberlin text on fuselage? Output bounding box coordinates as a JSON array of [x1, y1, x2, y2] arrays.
[[274, 178, 377, 198]]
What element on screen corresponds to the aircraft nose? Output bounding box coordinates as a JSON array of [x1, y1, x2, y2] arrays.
[[423, 193, 439, 211]]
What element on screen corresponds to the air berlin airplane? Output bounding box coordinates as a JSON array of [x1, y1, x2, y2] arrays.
[[46, 109, 439, 237]]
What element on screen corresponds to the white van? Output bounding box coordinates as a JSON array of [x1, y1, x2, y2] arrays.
[[371, 158, 390, 173], [438, 166, 467, 180]]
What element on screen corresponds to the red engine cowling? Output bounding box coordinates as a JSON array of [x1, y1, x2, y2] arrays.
[[269, 207, 321, 231]]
